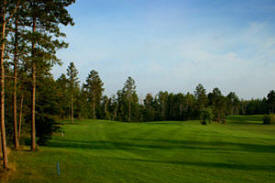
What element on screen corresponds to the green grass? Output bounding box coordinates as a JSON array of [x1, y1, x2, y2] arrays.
[[6, 115, 275, 183]]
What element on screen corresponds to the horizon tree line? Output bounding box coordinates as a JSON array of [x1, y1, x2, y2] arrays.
[[54, 63, 275, 124]]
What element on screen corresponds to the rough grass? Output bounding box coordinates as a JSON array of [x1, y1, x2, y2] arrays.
[[4, 115, 275, 183]]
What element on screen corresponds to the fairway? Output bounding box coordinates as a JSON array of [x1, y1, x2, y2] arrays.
[[7, 116, 275, 183]]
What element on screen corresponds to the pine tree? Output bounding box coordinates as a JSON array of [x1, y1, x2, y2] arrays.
[[102, 96, 111, 120], [110, 95, 118, 120], [194, 84, 208, 115], [84, 70, 104, 119], [157, 91, 168, 121], [66, 62, 79, 123], [267, 90, 275, 113], [0, 0, 21, 169], [208, 88, 226, 123], [12, 14, 20, 150], [9, 5, 27, 150], [122, 77, 137, 122], [226, 92, 240, 115], [56, 74, 69, 119], [24, 0, 75, 151], [143, 93, 155, 121], [77, 86, 89, 119]]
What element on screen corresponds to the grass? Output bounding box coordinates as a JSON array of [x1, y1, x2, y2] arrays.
[[4, 115, 275, 183]]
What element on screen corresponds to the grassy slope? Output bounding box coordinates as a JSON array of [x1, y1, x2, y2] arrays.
[[6, 115, 275, 183]]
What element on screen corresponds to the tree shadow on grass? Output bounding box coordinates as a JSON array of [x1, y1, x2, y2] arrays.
[[122, 138, 275, 153], [228, 121, 263, 125], [110, 157, 275, 171], [142, 122, 185, 125], [227, 115, 263, 125], [48, 139, 179, 151], [47, 138, 275, 153]]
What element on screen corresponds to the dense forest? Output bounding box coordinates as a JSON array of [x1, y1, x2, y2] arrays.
[[0, 0, 275, 171]]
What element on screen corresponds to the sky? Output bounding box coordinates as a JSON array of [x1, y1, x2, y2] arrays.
[[52, 0, 275, 99]]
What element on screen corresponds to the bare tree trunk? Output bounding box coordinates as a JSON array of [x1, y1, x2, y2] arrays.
[[13, 16, 19, 150], [31, 17, 37, 151], [18, 95, 23, 139], [0, 0, 8, 168]]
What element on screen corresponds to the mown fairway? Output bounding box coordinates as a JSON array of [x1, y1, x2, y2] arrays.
[[6, 115, 275, 183]]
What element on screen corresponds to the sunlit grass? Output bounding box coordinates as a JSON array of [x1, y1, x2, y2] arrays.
[[6, 115, 275, 183]]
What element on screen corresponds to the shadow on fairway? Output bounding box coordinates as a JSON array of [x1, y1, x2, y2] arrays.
[[109, 157, 275, 171], [226, 115, 263, 125], [47, 138, 275, 153], [142, 122, 186, 125]]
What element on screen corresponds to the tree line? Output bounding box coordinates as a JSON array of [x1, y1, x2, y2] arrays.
[[54, 66, 274, 123], [1, 0, 75, 169]]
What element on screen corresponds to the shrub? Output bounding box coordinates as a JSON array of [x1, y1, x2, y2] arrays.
[[200, 107, 214, 125], [36, 114, 60, 145], [263, 114, 275, 125]]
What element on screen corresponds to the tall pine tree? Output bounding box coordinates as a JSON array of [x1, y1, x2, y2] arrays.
[[84, 70, 104, 119], [24, 0, 75, 151], [0, 0, 21, 169], [66, 62, 79, 123]]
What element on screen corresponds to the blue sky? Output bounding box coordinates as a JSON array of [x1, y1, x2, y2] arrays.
[[53, 0, 275, 99]]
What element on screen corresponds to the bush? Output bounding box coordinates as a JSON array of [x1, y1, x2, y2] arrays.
[[263, 114, 275, 125], [200, 107, 214, 125], [36, 114, 60, 145]]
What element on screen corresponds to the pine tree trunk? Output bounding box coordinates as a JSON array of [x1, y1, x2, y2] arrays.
[[104, 100, 108, 119], [13, 17, 19, 150], [180, 104, 183, 120], [71, 96, 74, 123], [128, 100, 131, 122], [31, 17, 37, 151], [31, 63, 36, 151], [18, 95, 23, 139], [162, 102, 165, 120], [113, 106, 117, 121], [0, 0, 8, 168], [92, 99, 96, 119]]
